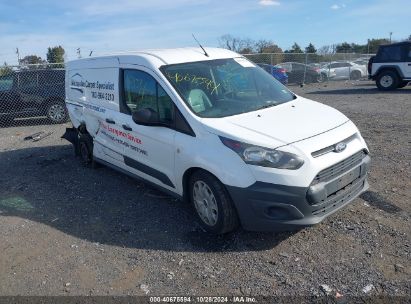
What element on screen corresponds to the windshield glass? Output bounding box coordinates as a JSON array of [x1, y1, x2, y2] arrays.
[[161, 58, 295, 118]]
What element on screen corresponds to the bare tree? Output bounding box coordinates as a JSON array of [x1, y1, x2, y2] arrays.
[[317, 44, 337, 56], [218, 34, 242, 52]]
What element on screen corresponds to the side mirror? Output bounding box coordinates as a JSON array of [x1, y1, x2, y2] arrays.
[[132, 108, 160, 126]]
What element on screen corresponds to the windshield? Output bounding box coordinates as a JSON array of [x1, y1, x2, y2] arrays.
[[161, 58, 295, 118]]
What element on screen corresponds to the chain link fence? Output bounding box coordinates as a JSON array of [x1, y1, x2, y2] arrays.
[[0, 53, 374, 127], [0, 63, 67, 127], [244, 52, 373, 86]]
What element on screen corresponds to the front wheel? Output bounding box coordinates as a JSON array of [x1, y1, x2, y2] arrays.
[[47, 102, 68, 124], [79, 133, 94, 167], [189, 171, 239, 234], [376, 71, 399, 90]]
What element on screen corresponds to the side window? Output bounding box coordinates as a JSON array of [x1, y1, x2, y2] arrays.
[[329, 63, 338, 68], [19, 73, 38, 89], [157, 85, 174, 124], [123, 70, 174, 124], [292, 64, 304, 71], [0, 75, 13, 92]]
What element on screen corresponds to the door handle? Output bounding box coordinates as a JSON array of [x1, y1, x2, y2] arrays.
[[105, 118, 115, 124], [122, 124, 132, 131]]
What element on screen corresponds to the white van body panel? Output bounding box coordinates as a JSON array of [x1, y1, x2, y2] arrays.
[[65, 47, 370, 232], [200, 97, 349, 148]]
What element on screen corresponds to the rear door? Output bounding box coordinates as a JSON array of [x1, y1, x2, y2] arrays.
[[335, 62, 351, 78], [326, 63, 338, 78], [291, 63, 305, 83], [18, 71, 41, 113], [117, 67, 177, 190], [0, 74, 17, 115]]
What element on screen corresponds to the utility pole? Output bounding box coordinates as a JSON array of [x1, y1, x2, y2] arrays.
[[389, 32, 392, 43], [367, 39, 370, 54], [16, 47, 20, 65]]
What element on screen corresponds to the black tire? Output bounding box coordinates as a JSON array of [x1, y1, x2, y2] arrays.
[[46, 101, 68, 124], [397, 81, 409, 89], [304, 75, 313, 84], [78, 133, 94, 167], [350, 70, 361, 80], [376, 70, 399, 91], [317, 73, 325, 83], [189, 170, 239, 234]]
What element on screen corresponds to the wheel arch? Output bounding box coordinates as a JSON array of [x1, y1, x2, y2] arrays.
[[375, 66, 404, 79], [182, 167, 232, 203], [43, 96, 65, 108]]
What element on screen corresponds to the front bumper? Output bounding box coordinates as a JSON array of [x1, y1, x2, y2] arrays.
[[226, 154, 370, 231]]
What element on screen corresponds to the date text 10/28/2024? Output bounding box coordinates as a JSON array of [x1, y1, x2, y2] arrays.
[[149, 296, 257, 303]]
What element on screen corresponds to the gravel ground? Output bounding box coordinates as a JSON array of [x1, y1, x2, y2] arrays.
[[0, 81, 410, 300]]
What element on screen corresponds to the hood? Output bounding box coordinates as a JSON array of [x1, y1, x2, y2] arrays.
[[201, 96, 349, 148]]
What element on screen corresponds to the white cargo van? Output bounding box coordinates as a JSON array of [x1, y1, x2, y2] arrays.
[[64, 47, 370, 234]]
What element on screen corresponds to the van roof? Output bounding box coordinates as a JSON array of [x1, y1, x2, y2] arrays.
[[67, 47, 240, 68]]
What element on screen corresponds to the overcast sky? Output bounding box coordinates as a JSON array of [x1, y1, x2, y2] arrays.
[[0, 0, 409, 64]]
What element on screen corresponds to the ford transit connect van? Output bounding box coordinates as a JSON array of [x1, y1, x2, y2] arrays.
[[64, 47, 370, 234]]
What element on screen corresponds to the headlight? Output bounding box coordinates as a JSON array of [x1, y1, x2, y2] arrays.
[[219, 136, 304, 170]]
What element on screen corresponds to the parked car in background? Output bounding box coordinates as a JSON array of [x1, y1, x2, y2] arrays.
[[321, 61, 366, 80], [275, 62, 324, 84], [368, 41, 411, 90], [257, 63, 288, 85], [0, 69, 67, 124], [352, 59, 369, 67]]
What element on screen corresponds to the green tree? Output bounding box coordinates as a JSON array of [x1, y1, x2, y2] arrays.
[[336, 42, 352, 53], [305, 43, 317, 53], [285, 42, 303, 53], [20, 55, 46, 68], [0, 62, 13, 76], [47, 45, 65, 66], [367, 38, 390, 53]]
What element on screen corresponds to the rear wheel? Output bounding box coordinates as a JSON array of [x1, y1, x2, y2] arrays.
[[189, 170, 239, 234], [47, 101, 68, 124], [317, 73, 326, 83], [376, 70, 399, 90], [350, 70, 361, 80]]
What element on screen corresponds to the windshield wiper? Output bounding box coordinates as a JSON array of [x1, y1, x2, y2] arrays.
[[255, 102, 278, 111]]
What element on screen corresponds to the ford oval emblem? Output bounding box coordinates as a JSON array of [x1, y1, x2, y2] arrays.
[[334, 142, 347, 153]]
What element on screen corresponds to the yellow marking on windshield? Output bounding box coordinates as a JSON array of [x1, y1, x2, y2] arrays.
[[166, 72, 220, 95]]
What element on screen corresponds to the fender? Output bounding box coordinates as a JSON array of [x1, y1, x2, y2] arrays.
[[372, 65, 405, 79]]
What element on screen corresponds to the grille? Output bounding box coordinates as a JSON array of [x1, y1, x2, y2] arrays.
[[312, 178, 365, 216], [311, 133, 357, 158], [313, 150, 366, 184]]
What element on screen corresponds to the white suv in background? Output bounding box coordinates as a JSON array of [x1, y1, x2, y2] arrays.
[[369, 41, 411, 90], [321, 61, 366, 80]]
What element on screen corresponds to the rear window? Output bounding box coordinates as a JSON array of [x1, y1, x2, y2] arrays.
[[378, 45, 402, 62], [406, 46, 411, 61]]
